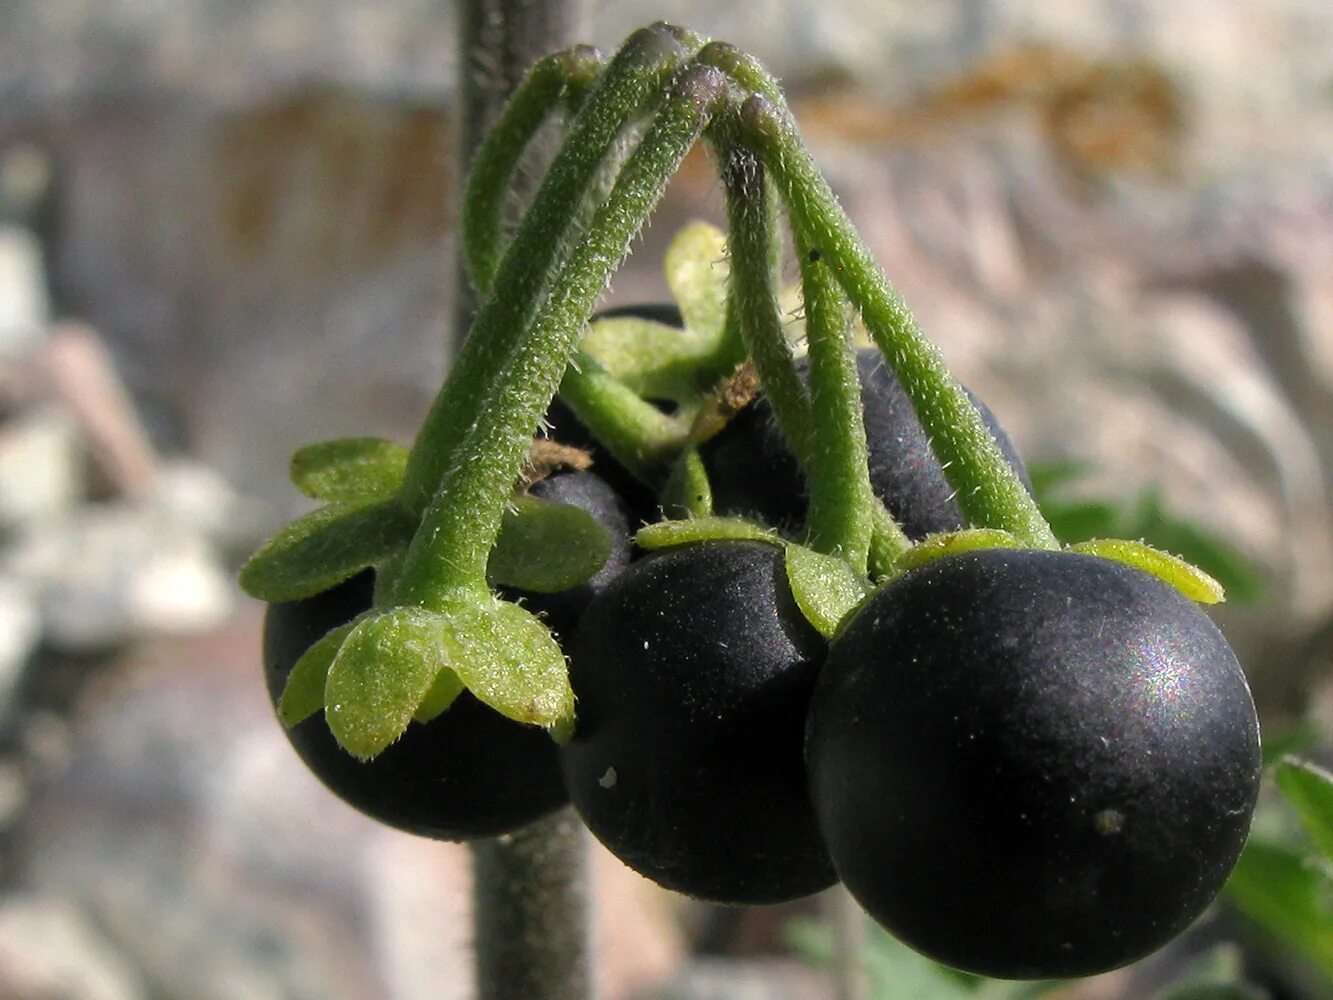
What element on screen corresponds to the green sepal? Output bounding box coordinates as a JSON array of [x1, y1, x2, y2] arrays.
[[636, 516, 781, 551], [239, 499, 416, 602], [785, 544, 869, 638], [289, 437, 410, 503], [581, 315, 709, 402], [1275, 757, 1333, 861], [413, 668, 466, 724], [487, 494, 611, 593], [1068, 539, 1224, 604], [325, 607, 457, 760], [664, 220, 729, 345], [441, 597, 573, 732], [660, 447, 713, 519], [889, 529, 1024, 579], [277, 620, 359, 726]]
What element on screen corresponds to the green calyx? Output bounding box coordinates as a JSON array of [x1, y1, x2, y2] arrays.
[[241, 22, 1228, 764]]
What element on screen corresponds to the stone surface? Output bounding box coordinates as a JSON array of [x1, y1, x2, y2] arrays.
[[0, 406, 81, 530], [0, 895, 146, 1000], [0, 225, 48, 357], [0, 578, 40, 728]]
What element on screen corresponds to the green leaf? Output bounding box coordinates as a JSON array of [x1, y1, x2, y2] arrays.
[[443, 598, 572, 731], [1225, 839, 1333, 983], [1069, 538, 1224, 604], [488, 494, 611, 593], [660, 447, 713, 519], [1276, 757, 1333, 860], [889, 529, 1023, 579], [413, 668, 466, 723], [636, 516, 781, 551], [277, 621, 358, 726], [289, 437, 410, 503], [663, 220, 729, 345], [1128, 491, 1266, 603], [239, 499, 415, 601], [325, 607, 457, 760], [785, 545, 869, 638], [582, 315, 710, 401]]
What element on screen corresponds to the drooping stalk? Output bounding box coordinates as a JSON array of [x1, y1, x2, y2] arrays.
[[402, 23, 701, 517], [703, 45, 1056, 548], [395, 61, 731, 608], [463, 44, 606, 295], [795, 229, 873, 574]]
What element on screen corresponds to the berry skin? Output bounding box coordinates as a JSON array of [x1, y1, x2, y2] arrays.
[[560, 539, 835, 904], [264, 572, 568, 841], [805, 548, 1262, 979], [701, 348, 1029, 538]]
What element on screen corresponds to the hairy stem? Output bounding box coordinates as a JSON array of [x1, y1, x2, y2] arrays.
[[396, 61, 730, 606], [704, 44, 1056, 548], [403, 23, 698, 516]]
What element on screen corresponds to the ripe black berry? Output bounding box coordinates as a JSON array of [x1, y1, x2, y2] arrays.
[[560, 539, 835, 904], [263, 570, 568, 840], [805, 548, 1262, 979], [701, 348, 1028, 538]]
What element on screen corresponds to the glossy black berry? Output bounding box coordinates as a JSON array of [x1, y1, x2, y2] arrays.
[[263, 570, 568, 840], [560, 539, 835, 904], [501, 470, 634, 641], [701, 348, 1029, 538], [805, 548, 1262, 979]]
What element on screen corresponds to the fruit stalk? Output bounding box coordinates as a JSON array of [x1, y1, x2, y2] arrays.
[[699, 43, 1056, 548], [393, 59, 729, 607]]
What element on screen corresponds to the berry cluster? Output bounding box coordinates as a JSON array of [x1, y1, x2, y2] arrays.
[[245, 23, 1262, 982]]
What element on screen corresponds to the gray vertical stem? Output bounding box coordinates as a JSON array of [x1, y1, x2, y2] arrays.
[[457, 2, 592, 999]]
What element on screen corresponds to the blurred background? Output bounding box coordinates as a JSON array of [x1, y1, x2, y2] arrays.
[[0, 1, 1330, 997]]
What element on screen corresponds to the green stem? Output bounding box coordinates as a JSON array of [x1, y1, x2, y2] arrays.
[[394, 62, 730, 606], [795, 230, 872, 574], [463, 45, 606, 296], [704, 46, 1056, 549], [558, 350, 690, 483], [715, 128, 812, 463], [400, 23, 699, 517]]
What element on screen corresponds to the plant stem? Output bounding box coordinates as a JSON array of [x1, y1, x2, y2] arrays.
[[472, 811, 592, 1000], [396, 59, 729, 607], [457, 8, 588, 1000]]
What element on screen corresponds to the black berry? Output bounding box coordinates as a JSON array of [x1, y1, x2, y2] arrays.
[[805, 548, 1262, 979], [560, 539, 835, 904], [263, 571, 568, 840], [701, 348, 1029, 538]]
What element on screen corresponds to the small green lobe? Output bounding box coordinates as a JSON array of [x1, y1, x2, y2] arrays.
[[325, 607, 455, 760], [239, 499, 415, 602], [413, 668, 466, 723], [441, 598, 573, 731], [488, 494, 611, 593], [890, 529, 1023, 579], [278, 621, 357, 726], [289, 437, 410, 503], [636, 516, 781, 551], [785, 545, 869, 638], [1069, 539, 1225, 604], [660, 448, 713, 519]]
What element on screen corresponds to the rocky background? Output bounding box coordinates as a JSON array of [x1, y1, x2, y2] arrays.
[[0, 1, 1330, 998]]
